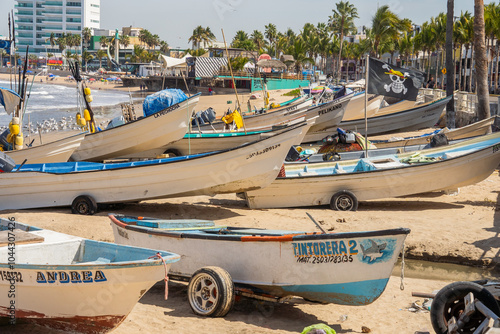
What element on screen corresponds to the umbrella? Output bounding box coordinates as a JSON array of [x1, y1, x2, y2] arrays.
[[26, 70, 33, 74], [256, 59, 286, 69], [48, 74, 55, 77], [310, 86, 333, 94], [89, 78, 96, 82]]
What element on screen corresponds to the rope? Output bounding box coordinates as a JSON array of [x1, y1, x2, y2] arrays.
[[149, 252, 169, 300], [400, 240, 405, 291]]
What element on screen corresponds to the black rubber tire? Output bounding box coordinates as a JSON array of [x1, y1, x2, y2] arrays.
[[187, 266, 235, 317], [71, 195, 98, 215], [330, 190, 358, 211], [430, 281, 500, 334], [164, 149, 182, 157]]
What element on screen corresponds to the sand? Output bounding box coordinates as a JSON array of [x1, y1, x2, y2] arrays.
[[1, 75, 500, 333]]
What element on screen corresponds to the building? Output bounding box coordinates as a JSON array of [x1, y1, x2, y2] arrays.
[[15, 0, 100, 55]]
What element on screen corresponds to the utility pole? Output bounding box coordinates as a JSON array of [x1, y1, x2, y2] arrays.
[[446, 0, 455, 128]]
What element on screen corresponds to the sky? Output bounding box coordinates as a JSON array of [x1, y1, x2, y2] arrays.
[[0, 0, 476, 49]]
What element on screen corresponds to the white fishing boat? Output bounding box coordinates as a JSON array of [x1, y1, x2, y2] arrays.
[[70, 94, 200, 162], [302, 95, 452, 143], [243, 131, 500, 210], [0, 217, 180, 333], [109, 214, 410, 317], [0, 123, 310, 213], [372, 116, 498, 149], [6, 133, 85, 164]]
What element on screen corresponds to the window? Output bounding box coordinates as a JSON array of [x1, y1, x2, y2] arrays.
[[66, 2, 82, 7], [91, 4, 99, 8]]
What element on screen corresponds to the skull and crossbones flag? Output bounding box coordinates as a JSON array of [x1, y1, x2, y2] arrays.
[[367, 57, 425, 101]]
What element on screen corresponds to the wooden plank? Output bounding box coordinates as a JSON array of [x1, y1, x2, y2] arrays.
[[0, 229, 44, 247]]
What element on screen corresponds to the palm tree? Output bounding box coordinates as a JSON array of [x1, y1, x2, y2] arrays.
[[46, 32, 56, 51], [56, 33, 67, 53], [160, 41, 169, 54], [138, 29, 151, 48], [329, 1, 358, 82], [82, 27, 92, 49], [265, 23, 278, 57], [82, 50, 93, 72], [99, 36, 109, 49], [371, 5, 408, 57], [188, 26, 204, 50], [430, 13, 447, 88], [454, 11, 473, 91], [286, 37, 314, 75], [474, 0, 490, 120], [96, 49, 106, 69], [120, 34, 130, 49], [201, 27, 216, 49], [251, 30, 267, 53]]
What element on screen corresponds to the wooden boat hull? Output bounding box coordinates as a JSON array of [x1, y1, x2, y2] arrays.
[[244, 132, 500, 209], [0, 123, 310, 210], [109, 214, 410, 306], [6, 133, 85, 164], [70, 95, 199, 162], [0, 218, 179, 334], [302, 96, 451, 143]]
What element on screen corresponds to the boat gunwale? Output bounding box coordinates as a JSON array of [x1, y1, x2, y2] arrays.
[[80, 93, 201, 138], [109, 214, 411, 242]]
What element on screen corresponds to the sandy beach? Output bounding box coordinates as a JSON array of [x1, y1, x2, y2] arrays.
[[1, 76, 499, 334]]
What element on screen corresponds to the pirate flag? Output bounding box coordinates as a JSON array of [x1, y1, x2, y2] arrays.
[[367, 57, 424, 101]]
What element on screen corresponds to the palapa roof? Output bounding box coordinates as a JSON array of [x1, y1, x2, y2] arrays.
[[256, 58, 287, 69], [280, 55, 295, 64]]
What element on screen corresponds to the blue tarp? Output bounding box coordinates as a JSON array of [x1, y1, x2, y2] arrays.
[[143, 89, 188, 117]]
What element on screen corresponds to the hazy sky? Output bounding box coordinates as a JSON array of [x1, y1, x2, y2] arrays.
[[1, 0, 475, 49]]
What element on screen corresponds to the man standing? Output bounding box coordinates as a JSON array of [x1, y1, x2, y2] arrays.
[[426, 76, 435, 89]]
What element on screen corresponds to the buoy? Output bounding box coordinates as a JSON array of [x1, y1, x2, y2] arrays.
[[84, 87, 91, 96], [76, 112, 81, 120], [15, 133, 23, 147], [83, 109, 91, 121], [90, 122, 95, 133], [11, 117, 20, 125], [6, 133, 13, 143], [85, 95, 93, 103], [10, 124, 20, 135], [79, 118, 87, 127]]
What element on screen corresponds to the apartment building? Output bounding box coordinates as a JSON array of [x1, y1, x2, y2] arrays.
[[15, 0, 100, 55]]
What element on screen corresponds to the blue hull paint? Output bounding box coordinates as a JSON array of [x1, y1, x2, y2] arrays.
[[281, 278, 390, 305]]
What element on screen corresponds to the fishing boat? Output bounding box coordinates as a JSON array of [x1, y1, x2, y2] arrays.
[[341, 92, 384, 121], [0, 123, 310, 213], [242, 131, 500, 210], [6, 133, 85, 164], [0, 217, 180, 333], [109, 214, 410, 316], [70, 94, 200, 162], [302, 95, 452, 143]]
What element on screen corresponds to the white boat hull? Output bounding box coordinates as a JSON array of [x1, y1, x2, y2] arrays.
[[6, 133, 85, 164], [303, 96, 451, 143], [70, 96, 199, 162], [110, 216, 409, 306], [0, 124, 310, 210], [342, 93, 384, 121], [245, 132, 500, 209]]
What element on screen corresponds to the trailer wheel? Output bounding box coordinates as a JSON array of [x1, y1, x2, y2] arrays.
[[330, 190, 358, 211], [164, 149, 182, 157], [187, 266, 235, 317], [71, 195, 98, 215], [430, 281, 500, 334]]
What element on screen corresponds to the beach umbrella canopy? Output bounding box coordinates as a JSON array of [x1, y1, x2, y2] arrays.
[[26, 70, 33, 74], [256, 59, 286, 69], [258, 54, 272, 61], [89, 78, 96, 82], [310, 86, 333, 94]]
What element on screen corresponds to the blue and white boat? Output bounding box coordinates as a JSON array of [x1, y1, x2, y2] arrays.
[[0, 217, 180, 333], [244, 131, 500, 210], [109, 214, 410, 314]]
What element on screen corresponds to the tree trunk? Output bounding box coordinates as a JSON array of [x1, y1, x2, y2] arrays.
[[446, 0, 455, 127], [474, 0, 490, 121], [435, 49, 440, 88], [495, 41, 499, 94]]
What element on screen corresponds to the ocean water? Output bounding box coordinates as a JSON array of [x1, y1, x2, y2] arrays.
[[0, 80, 131, 126]]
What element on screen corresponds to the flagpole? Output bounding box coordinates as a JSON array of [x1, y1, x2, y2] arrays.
[[364, 56, 369, 158]]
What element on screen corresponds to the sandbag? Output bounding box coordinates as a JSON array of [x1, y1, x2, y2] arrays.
[[143, 89, 188, 117]]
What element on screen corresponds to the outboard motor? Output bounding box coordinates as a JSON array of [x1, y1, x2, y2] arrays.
[[0, 151, 16, 173], [191, 108, 217, 127]]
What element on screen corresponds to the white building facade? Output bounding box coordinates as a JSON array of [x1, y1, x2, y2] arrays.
[[15, 0, 100, 55]]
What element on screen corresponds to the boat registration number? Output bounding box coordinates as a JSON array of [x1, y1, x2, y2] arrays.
[[0, 271, 23, 283], [296, 255, 353, 264]]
